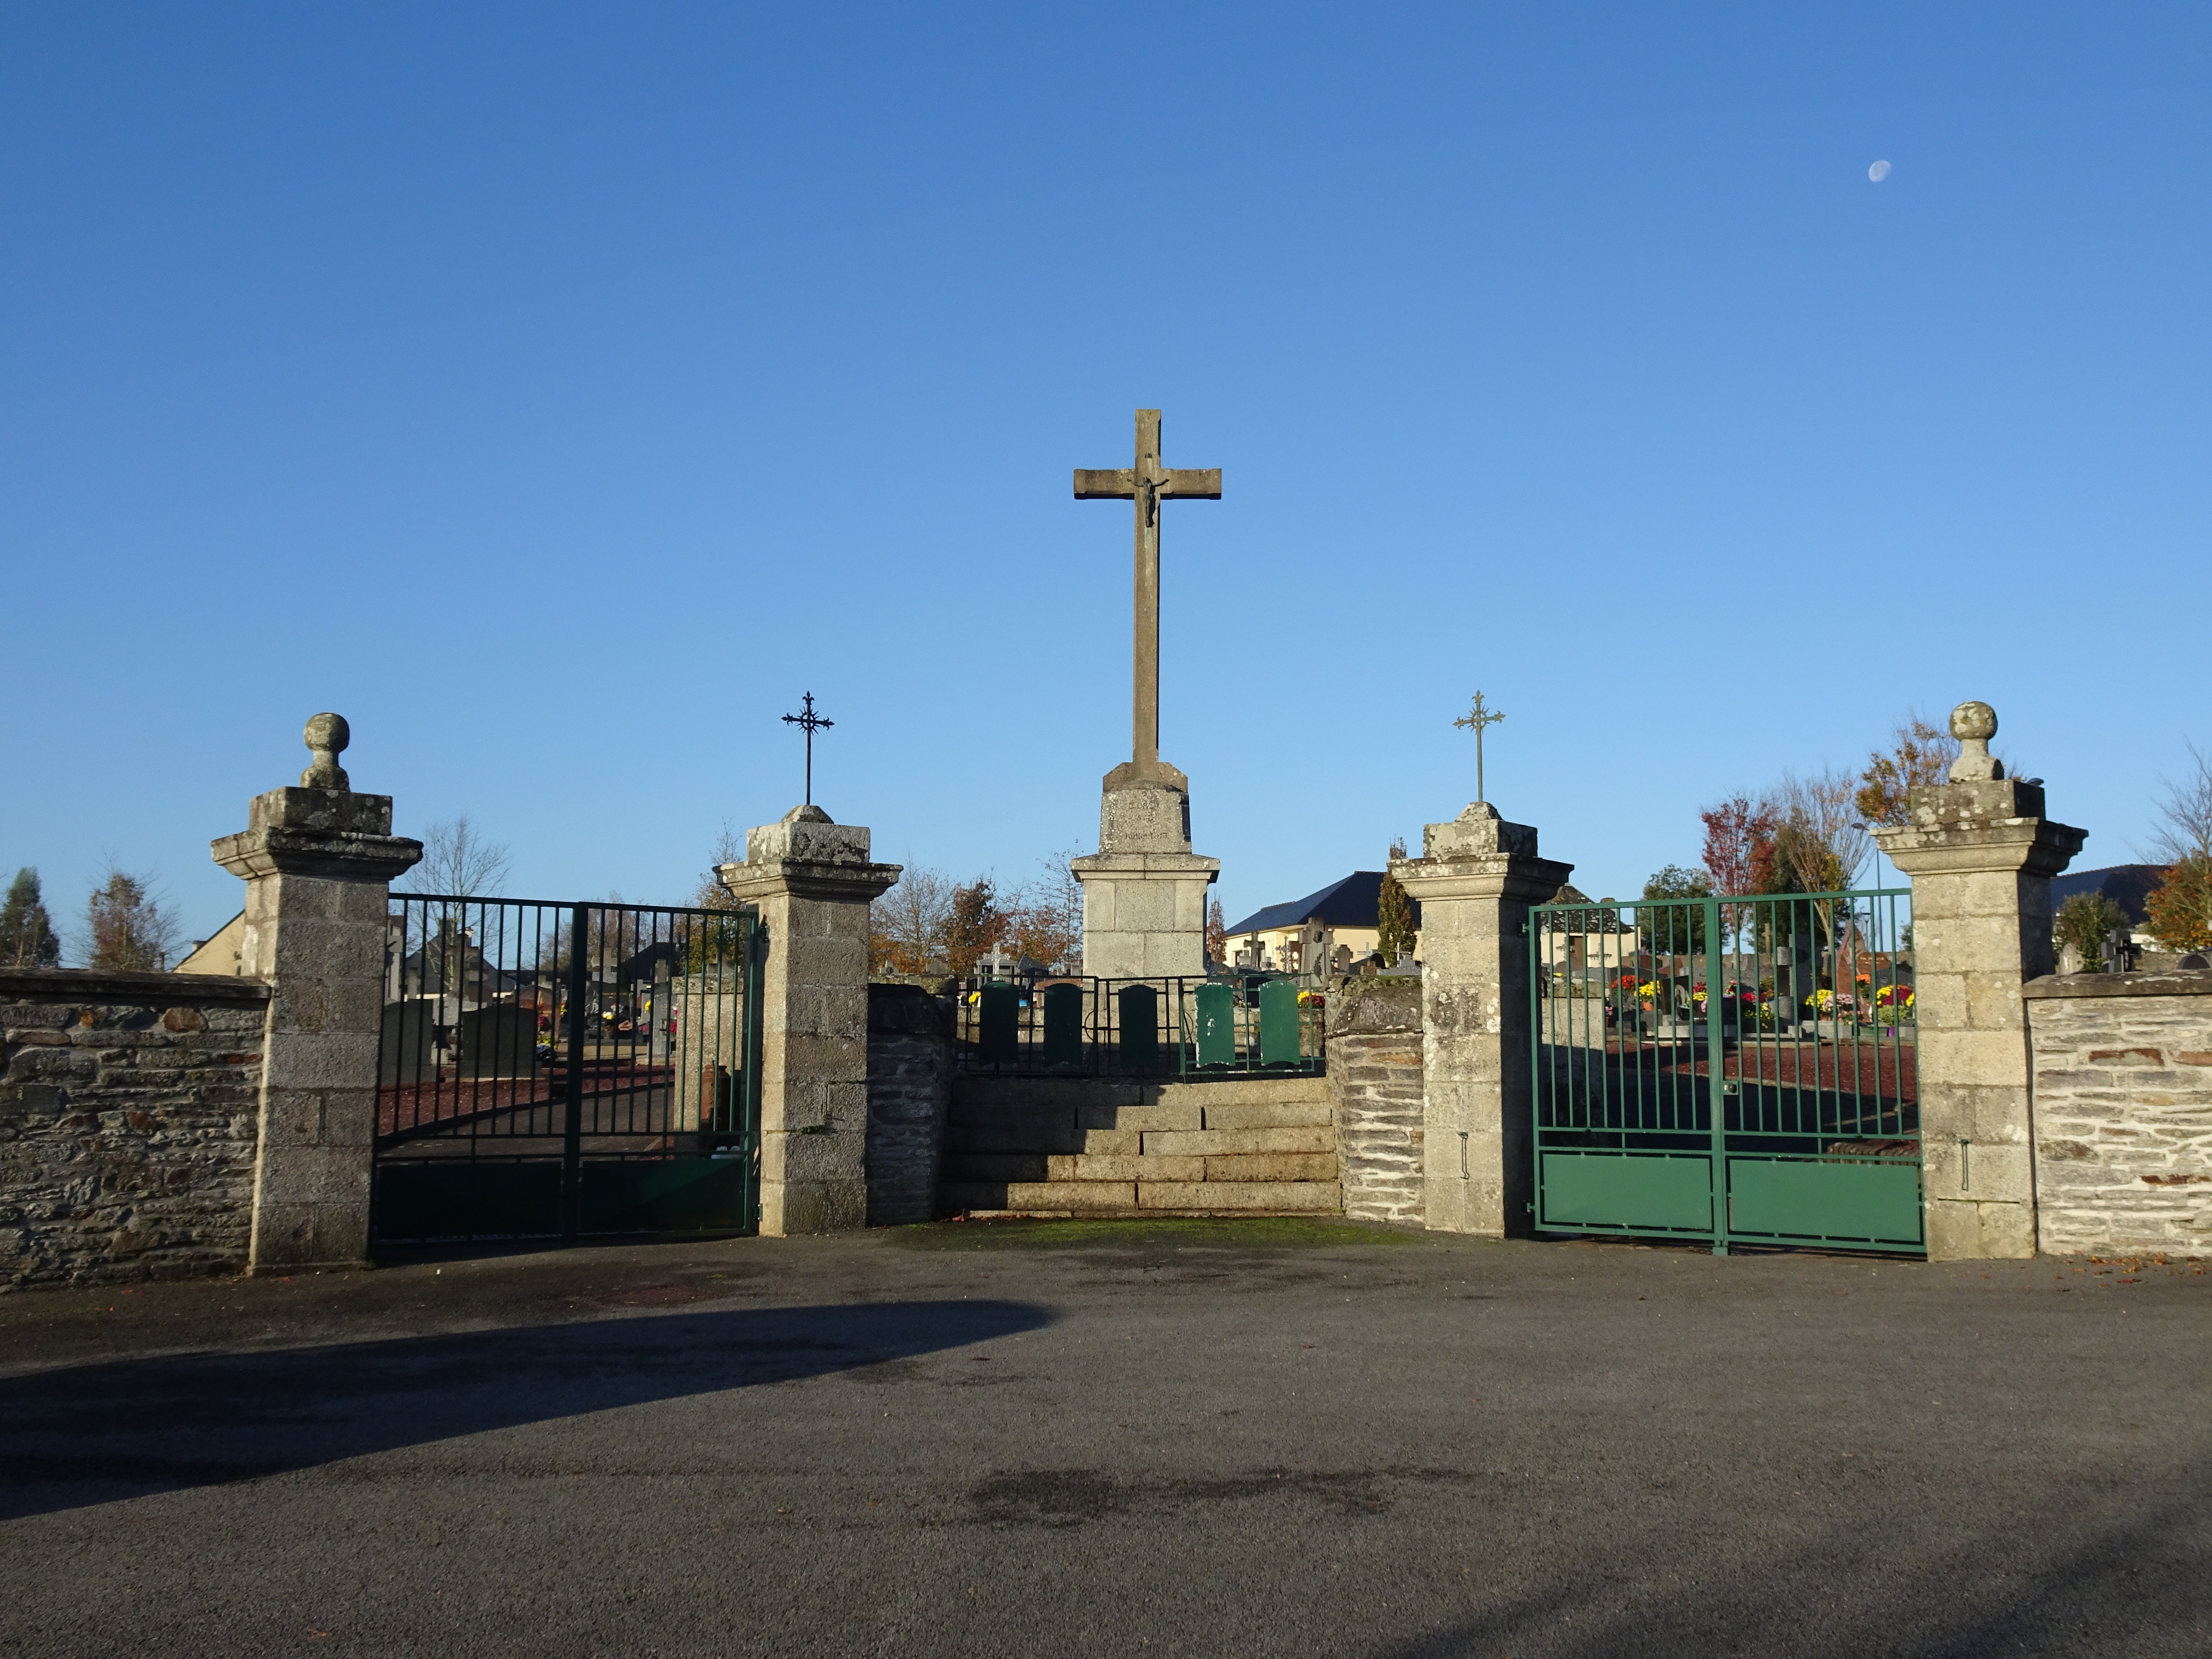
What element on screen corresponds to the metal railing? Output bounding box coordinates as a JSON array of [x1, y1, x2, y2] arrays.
[[373, 893, 762, 1242], [951, 972, 1324, 1078], [1531, 888, 1920, 1253]]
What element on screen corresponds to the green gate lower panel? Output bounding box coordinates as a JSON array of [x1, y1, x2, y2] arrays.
[[978, 984, 1020, 1063], [1727, 1157, 1924, 1245], [578, 1158, 751, 1234], [1258, 980, 1303, 1065], [376, 1161, 562, 1241], [1541, 1152, 1712, 1233], [1041, 982, 1085, 1068], [1193, 981, 1235, 1066], [1118, 984, 1161, 1073]]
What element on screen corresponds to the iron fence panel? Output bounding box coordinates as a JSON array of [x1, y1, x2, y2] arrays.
[[372, 893, 762, 1243], [1531, 887, 1920, 1254], [951, 971, 1324, 1078]]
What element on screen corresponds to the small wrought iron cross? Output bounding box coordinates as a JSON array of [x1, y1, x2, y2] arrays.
[[781, 692, 834, 806], [1453, 690, 1505, 804]]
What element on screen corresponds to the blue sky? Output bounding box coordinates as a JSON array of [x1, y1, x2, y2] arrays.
[[4, 3, 2207, 951]]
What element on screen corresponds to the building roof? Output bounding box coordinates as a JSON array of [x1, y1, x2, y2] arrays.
[[1224, 872, 1416, 937], [2050, 863, 2168, 925]]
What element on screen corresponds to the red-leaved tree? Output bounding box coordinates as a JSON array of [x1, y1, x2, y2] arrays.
[[1699, 796, 1777, 898]]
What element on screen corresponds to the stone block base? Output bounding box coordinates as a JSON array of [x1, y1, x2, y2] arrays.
[[940, 1075, 1338, 1218]]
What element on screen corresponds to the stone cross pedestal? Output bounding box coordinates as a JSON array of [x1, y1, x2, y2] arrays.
[[1070, 768, 1221, 978], [1389, 801, 1571, 1236], [1069, 410, 1223, 977], [1872, 700, 2085, 1260], [717, 805, 900, 1235], [211, 714, 422, 1273]]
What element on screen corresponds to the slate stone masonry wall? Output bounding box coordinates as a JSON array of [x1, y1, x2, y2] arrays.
[[865, 982, 955, 1226], [1326, 977, 1425, 1225], [1, 967, 271, 1290], [2026, 972, 2212, 1256]]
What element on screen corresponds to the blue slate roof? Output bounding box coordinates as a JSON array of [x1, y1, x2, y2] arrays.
[[2049, 863, 2167, 925], [1223, 872, 1412, 937]]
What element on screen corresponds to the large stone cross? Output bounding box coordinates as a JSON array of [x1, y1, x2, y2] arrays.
[[1074, 409, 1220, 774]]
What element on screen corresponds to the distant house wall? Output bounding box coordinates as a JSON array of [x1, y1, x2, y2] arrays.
[[1, 967, 271, 1290], [1227, 924, 1390, 971], [173, 910, 248, 977]]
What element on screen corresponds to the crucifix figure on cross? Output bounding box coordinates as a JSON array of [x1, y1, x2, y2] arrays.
[[1075, 410, 1221, 776]]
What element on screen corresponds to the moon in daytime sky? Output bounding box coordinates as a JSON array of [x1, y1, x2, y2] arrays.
[[1869, 159, 1892, 182]]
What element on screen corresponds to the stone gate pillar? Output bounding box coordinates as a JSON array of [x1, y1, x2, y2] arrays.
[[717, 805, 900, 1236], [1871, 701, 2085, 1260], [1390, 802, 1570, 1236], [211, 715, 422, 1274]]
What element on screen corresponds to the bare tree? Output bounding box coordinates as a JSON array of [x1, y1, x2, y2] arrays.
[[870, 865, 954, 975], [692, 822, 745, 912], [84, 866, 177, 971], [1773, 769, 1871, 893], [417, 814, 511, 899], [2145, 741, 2212, 864]]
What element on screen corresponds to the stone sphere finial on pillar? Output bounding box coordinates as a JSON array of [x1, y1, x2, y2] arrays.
[[1947, 700, 2003, 783], [300, 712, 352, 791]]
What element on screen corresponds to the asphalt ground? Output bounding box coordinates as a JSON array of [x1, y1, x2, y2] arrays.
[[1, 1221, 2207, 1659]]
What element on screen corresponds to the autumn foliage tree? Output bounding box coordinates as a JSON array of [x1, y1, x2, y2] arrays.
[[2144, 742, 2212, 951], [1699, 797, 1777, 898], [947, 878, 1007, 977], [1855, 714, 1959, 828]]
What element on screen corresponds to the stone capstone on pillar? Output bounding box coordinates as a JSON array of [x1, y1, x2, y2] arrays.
[[717, 804, 901, 1237], [1389, 801, 1571, 1237], [210, 715, 422, 1275], [1871, 701, 2086, 1261]]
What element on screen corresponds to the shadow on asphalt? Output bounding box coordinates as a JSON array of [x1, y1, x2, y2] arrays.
[[0, 1298, 1050, 1521]]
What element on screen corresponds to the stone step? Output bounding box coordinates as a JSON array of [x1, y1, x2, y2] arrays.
[[1200, 1101, 1332, 1130], [1156, 1077, 1330, 1109], [1202, 1153, 1338, 1182], [941, 1153, 1049, 1183], [1141, 1126, 1335, 1158], [1137, 1181, 1341, 1211], [941, 1180, 1138, 1214], [1045, 1153, 1206, 1182], [945, 1121, 1084, 1156]]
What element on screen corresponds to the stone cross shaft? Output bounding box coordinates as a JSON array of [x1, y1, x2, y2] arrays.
[[1074, 409, 1221, 772]]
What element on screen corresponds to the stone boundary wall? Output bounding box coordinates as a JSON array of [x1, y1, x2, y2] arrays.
[[865, 982, 955, 1226], [1326, 978, 1425, 1225], [2026, 971, 2212, 1256], [1, 966, 272, 1291]]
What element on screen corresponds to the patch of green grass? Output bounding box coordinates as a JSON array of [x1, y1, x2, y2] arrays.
[[884, 1215, 1425, 1251]]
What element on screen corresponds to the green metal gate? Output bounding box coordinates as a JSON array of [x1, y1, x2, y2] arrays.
[[371, 894, 764, 1244], [1530, 888, 1921, 1254]]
